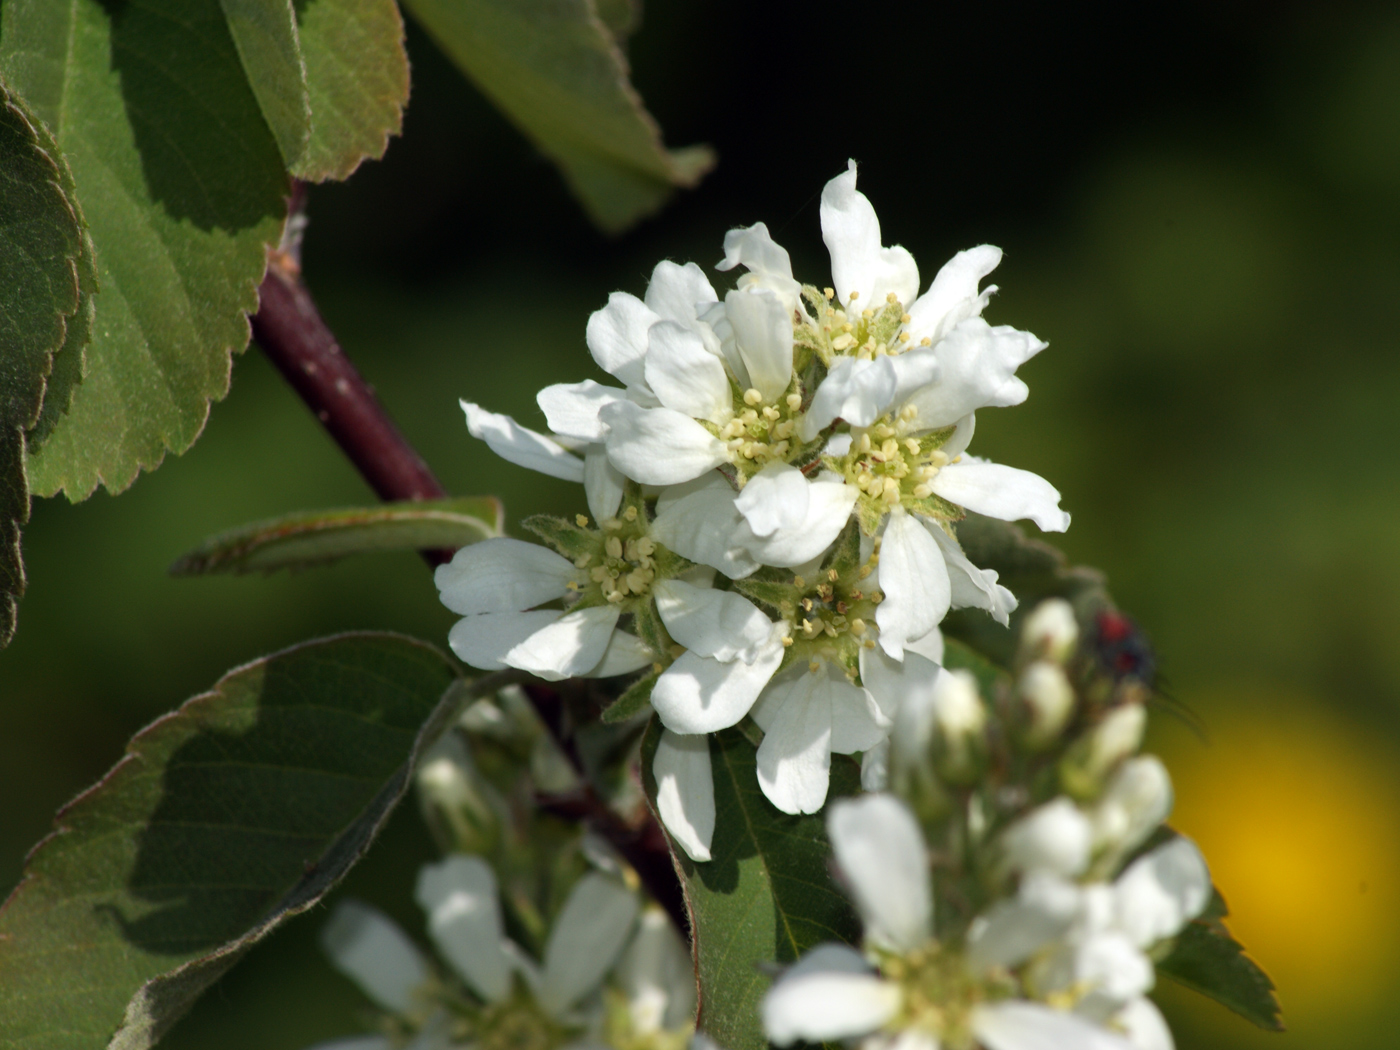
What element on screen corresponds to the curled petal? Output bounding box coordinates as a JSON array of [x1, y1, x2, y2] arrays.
[[537, 380, 627, 443], [875, 511, 951, 658], [653, 578, 774, 663], [905, 318, 1046, 427], [645, 320, 732, 424], [436, 537, 574, 615], [820, 159, 919, 307], [505, 605, 622, 681], [905, 244, 1002, 345], [654, 730, 715, 862], [587, 291, 659, 389], [743, 477, 857, 568], [462, 401, 584, 482], [926, 522, 1017, 625], [651, 474, 761, 579], [828, 794, 932, 952], [725, 287, 795, 403], [600, 401, 729, 485], [931, 457, 1070, 532], [644, 259, 719, 327], [719, 222, 795, 282], [801, 356, 898, 439]]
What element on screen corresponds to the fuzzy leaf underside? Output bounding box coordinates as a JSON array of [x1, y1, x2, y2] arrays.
[[642, 721, 861, 1050], [0, 81, 85, 645], [169, 497, 503, 575], [400, 0, 713, 232], [1158, 917, 1284, 1031], [0, 633, 464, 1050]]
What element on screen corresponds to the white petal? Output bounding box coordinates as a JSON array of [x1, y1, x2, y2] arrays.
[[743, 476, 858, 568], [645, 259, 718, 326], [654, 730, 715, 862], [651, 630, 784, 733], [786, 942, 873, 979], [819, 160, 920, 307], [887, 346, 942, 407], [905, 625, 946, 665], [905, 318, 1045, 428], [1114, 998, 1175, 1050], [825, 432, 853, 456], [653, 579, 774, 662], [754, 671, 833, 814], [645, 321, 732, 424], [448, 609, 563, 671], [615, 905, 697, 1032], [860, 646, 940, 725], [801, 356, 898, 439], [321, 900, 428, 1012], [1067, 933, 1156, 1017], [435, 537, 574, 615], [589, 629, 656, 678], [999, 798, 1093, 878], [650, 474, 762, 579], [540, 873, 639, 1016], [966, 873, 1081, 972], [828, 794, 931, 952], [587, 291, 660, 389], [735, 461, 811, 537], [931, 458, 1071, 532], [601, 401, 729, 486], [875, 511, 951, 657], [1113, 838, 1212, 947], [537, 380, 628, 443], [941, 412, 976, 459], [1091, 756, 1173, 857], [415, 856, 512, 1002], [905, 245, 1002, 345], [505, 605, 622, 681], [718, 222, 795, 283], [927, 523, 1018, 625], [828, 683, 890, 754], [462, 401, 585, 482], [974, 1000, 1135, 1050], [725, 288, 794, 403], [584, 445, 626, 522], [860, 738, 890, 791], [763, 971, 900, 1046]]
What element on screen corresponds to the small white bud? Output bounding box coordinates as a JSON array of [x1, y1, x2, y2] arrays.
[[1091, 755, 1174, 856], [999, 797, 1093, 878], [1017, 660, 1076, 747], [1019, 598, 1079, 664], [1087, 705, 1147, 778]]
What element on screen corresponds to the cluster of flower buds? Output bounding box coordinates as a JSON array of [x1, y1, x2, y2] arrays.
[[435, 162, 1071, 859], [763, 598, 1206, 1050]]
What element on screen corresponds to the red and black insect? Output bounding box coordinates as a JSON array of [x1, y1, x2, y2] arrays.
[[1094, 609, 1156, 687]]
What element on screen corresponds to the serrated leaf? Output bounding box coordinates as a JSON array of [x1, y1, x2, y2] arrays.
[[169, 497, 503, 576], [294, 0, 410, 181], [0, 81, 85, 645], [1158, 917, 1284, 1032], [220, 0, 313, 170], [1, 0, 289, 499], [642, 722, 861, 1050], [400, 0, 713, 232], [0, 633, 470, 1050]]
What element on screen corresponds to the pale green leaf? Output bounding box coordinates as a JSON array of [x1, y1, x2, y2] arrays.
[[400, 0, 713, 232], [220, 0, 314, 169], [0, 80, 84, 645], [0, 0, 289, 499], [642, 721, 861, 1050], [0, 633, 474, 1050], [169, 497, 503, 575]]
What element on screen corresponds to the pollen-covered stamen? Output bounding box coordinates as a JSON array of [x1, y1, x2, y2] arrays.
[[777, 569, 884, 668], [828, 403, 962, 533], [805, 288, 912, 364], [876, 945, 1004, 1050], [559, 506, 662, 606], [714, 387, 805, 481]]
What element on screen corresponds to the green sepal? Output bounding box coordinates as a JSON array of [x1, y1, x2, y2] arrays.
[[824, 519, 864, 580], [523, 513, 597, 560], [631, 599, 671, 658], [732, 568, 800, 619], [601, 673, 656, 724]]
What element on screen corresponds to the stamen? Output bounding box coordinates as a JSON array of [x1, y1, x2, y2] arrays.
[[575, 514, 590, 527]]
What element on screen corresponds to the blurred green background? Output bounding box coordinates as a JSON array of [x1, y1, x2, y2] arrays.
[[3, 1, 1399, 1046]]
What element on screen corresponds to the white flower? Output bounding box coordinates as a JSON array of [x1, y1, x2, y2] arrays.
[[611, 905, 697, 1037]]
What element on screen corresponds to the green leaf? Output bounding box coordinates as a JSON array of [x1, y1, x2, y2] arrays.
[[0, 632, 476, 1050], [294, 0, 410, 181], [1158, 916, 1284, 1031], [642, 722, 861, 1050], [220, 0, 313, 170], [1, 0, 289, 499], [0, 80, 86, 645], [168, 497, 503, 575], [400, 0, 714, 232]]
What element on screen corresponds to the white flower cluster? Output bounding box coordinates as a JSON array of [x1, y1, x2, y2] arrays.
[[308, 856, 694, 1050], [437, 163, 1069, 860], [763, 600, 1207, 1050]]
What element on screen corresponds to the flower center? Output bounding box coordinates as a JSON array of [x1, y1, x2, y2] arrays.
[[468, 990, 574, 1050], [715, 387, 804, 480], [828, 406, 963, 536], [879, 944, 998, 1050], [570, 505, 659, 604], [802, 288, 930, 366]]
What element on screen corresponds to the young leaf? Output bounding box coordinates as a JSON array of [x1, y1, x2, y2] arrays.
[[295, 0, 411, 181], [1158, 917, 1284, 1031], [400, 0, 714, 232], [642, 722, 861, 1050], [0, 0, 289, 499], [169, 497, 503, 575], [0, 82, 85, 645], [0, 633, 478, 1050]]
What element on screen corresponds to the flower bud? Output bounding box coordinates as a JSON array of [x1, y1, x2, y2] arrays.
[[1091, 755, 1173, 858], [1018, 598, 1079, 665], [931, 668, 988, 784], [997, 797, 1093, 878], [1060, 704, 1146, 799], [416, 732, 501, 855], [1017, 660, 1076, 748]]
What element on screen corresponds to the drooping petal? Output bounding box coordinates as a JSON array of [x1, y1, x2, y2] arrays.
[[875, 511, 951, 658], [819, 160, 919, 308], [1114, 998, 1176, 1050], [601, 401, 730, 485], [448, 609, 563, 671], [860, 646, 940, 725], [435, 537, 574, 615], [735, 460, 811, 537], [801, 356, 899, 440], [827, 794, 932, 952], [966, 872, 1081, 972], [584, 445, 626, 523], [645, 259, 719, 327], [587, 291, 660, 389], [926, 522, 1018, 625], [974, 1000, 1135, 1050], [754, 671, 833, 814], [725, 287, 795, 403], [645, 320, 733, 424], [321, 900, 429, 1012], [462, 401, 585, 482], [653, 578, 775, 662], [905, 245, 1002, 345], [905, 318, 1046, 427], [763, 970, 900, 1046], [505, 605, 622, 681], [653, 730, 715, 862], [998, 798, 1093, 878], [941, 412, 976, 459], [931, 457, 1070, 532], [537, 380, 628, 442], [540, 873, 640, 1016], [1113, 838, 1212, 947], [743, 476, 858, 568], [651, 473, 762, 579], [415, 856, 512, 1002], [652, 629, 785, 733], [827, 677, 891, 754], [589, 629, 655, 678], [719, 222, 795, 282]]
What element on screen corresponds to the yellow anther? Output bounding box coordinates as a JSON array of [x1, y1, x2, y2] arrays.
[[863, 638, 877, 649], [575, 554, 593, 568], [855, 473, 871, 490], [900, 312, 912, 323], [638, 537, 656, 556], [741, 408, 759, 423], [771, 440, 790, 457], [824, 622, 838, 637], [848, 290, 860, 300], [831, 333, 855, 351], [850, 618, 866, 635], [607, 590, 625, 604], [930, 450, 950, 468], [859, 565, 873, 579], [824, 287, 835, 299], [904, 438, 921, 455], [743, 388, 764, 406], [793, 575, 806, 588], [575, 514, 590, 527], [623, 505, 639, 521], [762, 405, 781, 421], [809, 659, 822, 673], [883, 479, 902, 504], [900, 404, 918, 421], [652, 662, 665, 674], [858, 433, 872, 453], [565, 581, 579, 592], [881, 438, 900, 458], [913, 484, 932, 499], [801, 597, 814, 611], [782, 636, 794, 647], [862, 309, 874, 320], [827, 569, 839, 582], [898, 331, 911, 343], [605, 536, 623, 560], [920, 336, 932, 346], [875, 424, 895, 439], [786, 393, 803, 411], [886, 292, 898, 304]]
